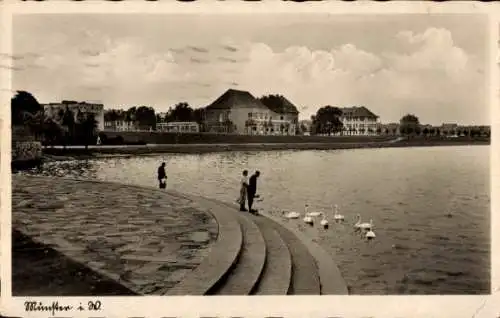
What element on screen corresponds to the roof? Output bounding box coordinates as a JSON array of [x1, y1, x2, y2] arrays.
[[259, 95, 300, 114], [206, 89, 268, 111], [341, 106, 378, 118]]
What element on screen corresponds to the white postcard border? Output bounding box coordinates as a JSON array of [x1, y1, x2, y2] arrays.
[[1, 1, 499, 317]]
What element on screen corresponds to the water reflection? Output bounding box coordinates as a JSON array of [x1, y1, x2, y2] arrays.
[[23, 145, 490, 294]]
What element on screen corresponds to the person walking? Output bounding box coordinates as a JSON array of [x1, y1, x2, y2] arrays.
[[247, 170, 260, 214], [157, 162, 167, 189], [238, 170, 249, 211]]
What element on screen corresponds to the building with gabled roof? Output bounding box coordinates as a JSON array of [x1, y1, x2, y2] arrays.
[[340, 106, 379, 136], [203, 89, 299, 135]]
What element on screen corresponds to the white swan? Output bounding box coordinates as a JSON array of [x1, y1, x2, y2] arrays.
[[333, 204, 344, 222], [303, 215, 314, 225], [354, 214, 373, 231], [307, 211, 322, 217], [365, 229, 376, 240], [303, 205, 314, 225], [320, 213, 329, 229], [283, 211, 300, 219]]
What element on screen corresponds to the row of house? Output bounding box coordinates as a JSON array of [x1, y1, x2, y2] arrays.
[[100, 89, 381, 136], [41, 89, 382, 136]]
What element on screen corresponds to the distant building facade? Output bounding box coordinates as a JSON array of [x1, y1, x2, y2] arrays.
[[157, 121, 200, 133], [340, 106, 379, 136], [43, 100, 105, 131], [104, 119, 138, 132], [203, 89, 299, 135]]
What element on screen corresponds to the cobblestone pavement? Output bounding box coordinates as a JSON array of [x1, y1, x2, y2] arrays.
[[12, 175, 219, 295]]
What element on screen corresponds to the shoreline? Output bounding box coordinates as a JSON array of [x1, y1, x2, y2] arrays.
[[38, 138, 490, 161]]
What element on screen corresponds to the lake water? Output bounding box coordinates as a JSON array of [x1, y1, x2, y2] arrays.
[[24, 145, 490, 294]]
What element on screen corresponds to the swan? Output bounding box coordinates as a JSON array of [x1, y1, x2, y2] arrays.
[[283, 211, 300, 219], [303, 205, 314, 225], [306, 211, 322, 217], [333, 204, 344, 222], [303, 215, 314, 225], [365, 229, 376, 240], [354, 214, 373, 231], [320, 213, 329, 229]]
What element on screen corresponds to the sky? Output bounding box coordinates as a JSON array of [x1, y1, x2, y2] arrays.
[[12, 13, 490, 125]]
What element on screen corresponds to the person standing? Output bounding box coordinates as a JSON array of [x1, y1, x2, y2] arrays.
[[247, 170, 260, 214], [158, 162, 167, 189], [238, 170, 249, 211]]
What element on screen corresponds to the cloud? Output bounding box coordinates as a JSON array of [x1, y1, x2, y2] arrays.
[[13, 27, 486, 124]]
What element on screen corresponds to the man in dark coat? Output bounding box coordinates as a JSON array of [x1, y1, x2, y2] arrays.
[[247, 170, 260, 213], [158, 162, 167, 189]]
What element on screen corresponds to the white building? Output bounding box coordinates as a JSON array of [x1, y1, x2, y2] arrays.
[[43, 100, 105, 131], [340, 106, 379, 136], [157, 121, 200, 133], [204, 89, 299, 135], [104, 120, 138, 132]]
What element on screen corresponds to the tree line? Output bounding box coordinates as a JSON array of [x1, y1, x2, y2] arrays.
[[12, 91, 98, 148]]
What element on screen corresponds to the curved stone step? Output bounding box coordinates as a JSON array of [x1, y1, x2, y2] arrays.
[[262, 216, 321, 295], [165, 195, 243, 295], [250, 215, 292, 295], [209, 211, 266, 295], [211, 199, 320, 295]]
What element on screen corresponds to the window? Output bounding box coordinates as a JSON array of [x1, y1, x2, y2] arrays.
[[248, 112, 252, 118], [280, 116, 284, 120]]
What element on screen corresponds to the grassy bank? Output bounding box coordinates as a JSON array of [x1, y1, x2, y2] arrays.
[[40, 136, 490, 158], [99, 131, 394, 145]]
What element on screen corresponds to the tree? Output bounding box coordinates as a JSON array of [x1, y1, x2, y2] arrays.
[[43, 118, 63, 147], [125, 107, 137, 122], [193, 107, 206, 131], [312, 106, 343, 136], [135, 106, 157, 130], [11, 91, 43, 125], [399, 114, 420, 136], [80, 113, 98, 149], [167, 102, 194, 122], [415, 126, 422, 136], [61, 107, 75, 146]]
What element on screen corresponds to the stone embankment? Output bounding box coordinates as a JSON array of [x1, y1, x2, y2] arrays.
[[12, 175, 348, 295]]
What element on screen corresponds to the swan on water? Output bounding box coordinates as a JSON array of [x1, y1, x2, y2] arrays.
[[307, 211, 322, 217], [283, 211, 300, 219], [320, 213, 329, 229], [303, 205, 314, 225], [354, 214, 373, 231], [365, 229, 376, 240], [333, 204, 344, 222]]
